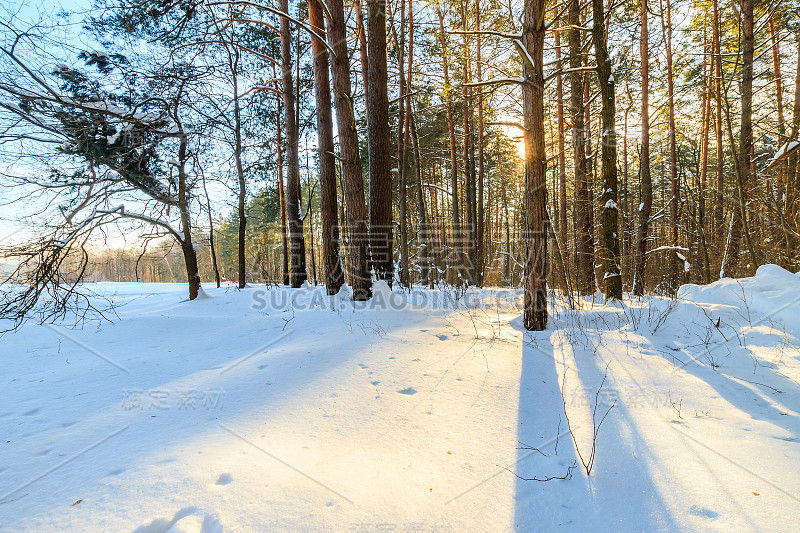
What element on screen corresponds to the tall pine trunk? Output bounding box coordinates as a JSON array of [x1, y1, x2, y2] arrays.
[[661, 0, 680, 290], [436, 6, 461, 284], [569, 0, 593, 295], [279, 0, 307, 288], [309, 0, 345, 295], [522, 0, 548, 330], [367, 0, 394, 284], [633, 0, 652, 295], [326, 0, 371, 300], [593, 0, 622, 300]]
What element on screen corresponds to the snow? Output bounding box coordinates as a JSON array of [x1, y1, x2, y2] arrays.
[[604, 199, 618, 209], [766, 140, 800, 169], [1, 272, 799, 531]]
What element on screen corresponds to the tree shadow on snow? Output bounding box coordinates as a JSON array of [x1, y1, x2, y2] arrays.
[[512, 329, 682, 531]]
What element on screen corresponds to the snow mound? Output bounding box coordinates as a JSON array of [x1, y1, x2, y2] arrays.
[[678, 264, 800, 326]]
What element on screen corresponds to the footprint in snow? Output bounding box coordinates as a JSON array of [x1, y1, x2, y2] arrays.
[[133, 506, 223, 533], [397, 387, 417, 395], [690, 507, 720, 519], [215, 473, 233, 486], [435, 334, 449, 341], [371, 381, 381, 386], [22, 408, 39, 416]]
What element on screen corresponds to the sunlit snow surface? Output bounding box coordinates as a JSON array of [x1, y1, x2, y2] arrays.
[[1, 269, 799, 531]]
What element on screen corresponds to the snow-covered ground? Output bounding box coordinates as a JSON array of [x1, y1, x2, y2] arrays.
[[1, 266, 799, 532]]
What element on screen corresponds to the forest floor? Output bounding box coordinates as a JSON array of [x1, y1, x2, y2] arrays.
[[1, 266, 799, 532]]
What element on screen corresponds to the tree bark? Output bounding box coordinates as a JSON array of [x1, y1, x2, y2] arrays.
[[326, 0, 371, 299], [569, 0, 593, 295], [633, 0, 652, 295], [230, 49, 247, 289], [593, 0, 622, 300], [722, 0, 757, 277], [661, 0, 680, 290], [309, 0, 345, 295], [397, 0, 409, 286], [178, 133, 201, 299], [555, 26, 568, 251], [522, 0, 548, 330], [279, 0, 307, 288], [475, 0, 485, 287], [367, 0, 394, 284], [712, 0, 724, 243], [436, 6, 461, 284]]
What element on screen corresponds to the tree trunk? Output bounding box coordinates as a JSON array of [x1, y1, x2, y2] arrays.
[[436, 6, 460, 284], [569, 0, 593, 295], [178, 133, 201, 299], [712, 0, 724, 244], [367, 0, 394, 285], [661, 0, 680, 290], [461, 19, 475, 286], [231, 50, 247, 289], [633, 0, 652, 296], [397, 0, 409, 287], [276, 98, 290, 286], [787, 43, 800, 264], [354, 0, 369, 95], [593, 0, 622, 300], [522, 0, 547, 330], [309, 0, 345, 295], [722, 0, 757, 277], [201, 174, 221, 288], [475, 0, 485, 287], [555, 26, 568, 252], [326, 0, 371, 300], [698, 30, 712, 284], [406, 3, 428, 286], [279, 0, 307, 288]]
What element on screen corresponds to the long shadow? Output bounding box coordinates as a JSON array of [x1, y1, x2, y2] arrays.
[[513, 330, 682, 531]]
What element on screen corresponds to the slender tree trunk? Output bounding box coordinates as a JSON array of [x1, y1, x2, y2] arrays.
[[177, 133, 201, 299], [787, 43, 800, 257], [522, 0, 547, 330], [593, 0, 622, 300], [722, 0, 757, 277], [476, 0, 485, 287], [569, 0, 593, 295], [230, 50, 247, 289], [698, 32, 712, 283], [661, 0, 680, 290], [769, 16, 787, 195], [555, 27, 568, 251], [712, 0, 724, 243], [202, 174, 221, 288], [633, 0, 652, 295], [280, 0, 307, 288], [276, 98, 290, 286], [326, 0, 371, 299], [310, 0, 345, 294], [436, 6, 461, 284], [397, 0, 409, 286], [354, 0, 369, 95], [407, 5, 428, 286], [461, 16, 475, 285], [367, 0, 394, 284]]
